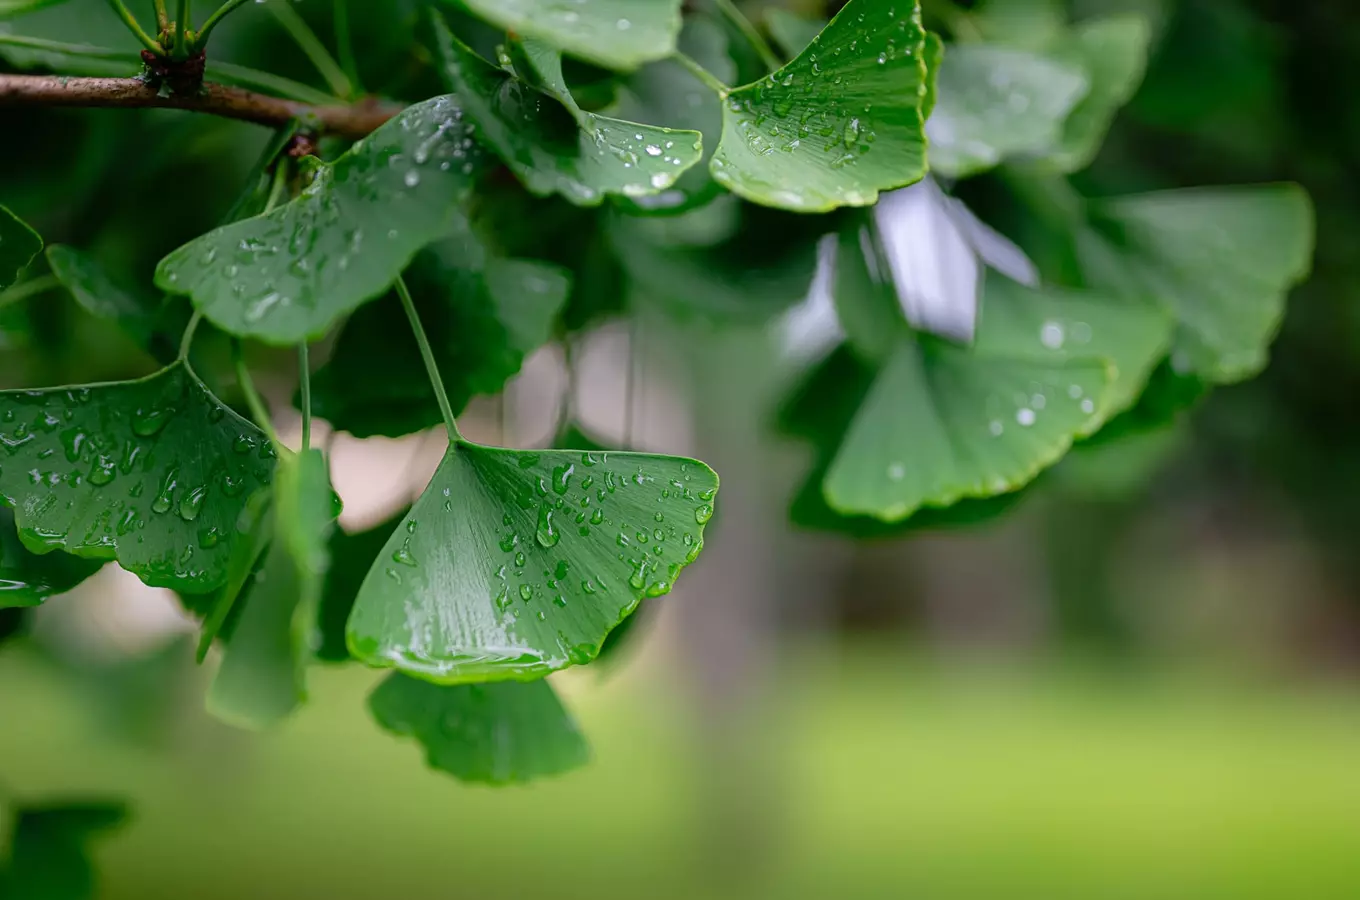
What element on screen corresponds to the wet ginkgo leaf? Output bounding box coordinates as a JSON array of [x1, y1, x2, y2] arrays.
[[1081, 184, 1315, 383], [432, 17, 703, 206], [927, 43, 1088, 178], [155, 95, 487, 344], [451, 0, 681, 71], [0, 507, 102, 609], [46, 245, 188, 363], [0, 363, 275, 592], [2, 801, 127, 900], [346, 442, 718, 684], [369, 673, 590, 785], [0, 204, 41, 291], [824, 335, 1110, 521], [209, 449, 334, 730], [709, 0, 929, 212], [1046, 15, 1151, 173]]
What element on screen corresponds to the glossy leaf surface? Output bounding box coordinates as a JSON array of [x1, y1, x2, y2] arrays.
[[156, 96, 487, 344], [369, 674, 589, 784], [0, 364, 275, 591], [0, 507, 101, 608], [0, 204, 41, 291], [433, 21, 702, 206], [453, 0, 681, 71], [347, 442, 717, 683], [710, 0, 930, 212]]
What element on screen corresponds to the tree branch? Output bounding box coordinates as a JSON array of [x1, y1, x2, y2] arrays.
[[0, 74, 397, 139]]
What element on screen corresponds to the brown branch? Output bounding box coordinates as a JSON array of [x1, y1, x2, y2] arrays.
[[0, 74, 398, 139]]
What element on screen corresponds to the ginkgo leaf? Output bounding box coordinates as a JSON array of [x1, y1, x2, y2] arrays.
[[0, 363, 275, 592], [369, 674, 590, 784], [46, 245, 187, 363], [0, 507, 101, 608], [190, 486, 272, 661], [1082, 184, 1315, 383], [1, 204, 41, 291], [309, 237, 571, 438], [3, 802, 126, 900], [209, 449, 333, 729], [1047, 15, 1151, 172], [824, 335, 1110, 521], [710, 0, 930, 212], [450, 0, 681, 71], [764, 9, 825, 59], [155, 96, 487, 344], [346, 442, 717, 683], [432, 18, 702, 206], [927, 43, 1088, 178]]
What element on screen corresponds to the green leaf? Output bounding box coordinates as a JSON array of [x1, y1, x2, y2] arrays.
[[3, 802, 126, 900], [709, 0, 929, 212], [1082, 184, 1315, 383], [763, 9, 825, 60], [927, 44, 1088, 178], [0, 507, 101, 608], [368, 674, 589, 784], [315, 514, 406, 664], [346, 442, 717, 683], [922, 31, 942, 121], [1047, 15, 1152, 172], [45, 245, 187, 363], [432, 18, 702, 206], [0, 205, 41, 292], [190, 486, 272, 661], [0, 0, 70, 18], [0, 363, 275, 592], [155, 96, 487, 344], [824, 335, 1110, 521], [208, 449, 333, 729], [451, 0, 681, 71], [310, 234, 571, 438]]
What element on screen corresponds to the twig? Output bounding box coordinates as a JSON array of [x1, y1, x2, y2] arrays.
[[0, 74, 397, 139]]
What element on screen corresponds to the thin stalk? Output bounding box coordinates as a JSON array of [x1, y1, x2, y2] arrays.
[[624, 318, 639, 448], [224, 119, 298, 222], [298, 343, 311, 451], [173, 0, 192, 58], [395, 275, 462, 442], [264, 156, 290, 211], [178, 309, 204, 360], [333, 0, 362, 95], [232, 341, 281, 448], [0, 33, 138, 62], [193, 0, 251, 50], [104, 0, 165, 56], [712, 0, 780, 72], [0, 274, 60, 311], [205, 61, 340, 106], [672, 50, 730, 96], [154, 0, 170, 31], [269, 2, 352, 100]]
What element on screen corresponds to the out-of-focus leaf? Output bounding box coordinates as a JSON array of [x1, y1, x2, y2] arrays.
[[315, 514, 406, 663], [0, 507, 101, 609], [763, 9, 824, 59], [0, 364, 275, 592], [1046, 15, 1152, 172], [2, 801, 126, 900], [0, 205, 41, 292], [710, 0, 929, 212], [450, 0, 681, 71], [46, 245, 187, 363], [0, 0, 72, 17], [346, 443, 717, 684], [156, 96, 487, 344]]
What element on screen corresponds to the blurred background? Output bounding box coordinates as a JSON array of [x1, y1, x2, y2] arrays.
[[4, 0, 1360, 897]]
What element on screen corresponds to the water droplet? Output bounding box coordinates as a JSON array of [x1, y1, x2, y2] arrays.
[[178, 485, 207, 521], [695, 504, 713, 524], [551, 463, 574, 495], [1016, 408, 1036, 427], [519, 584, 533, 602], [536, 506, 560, 548]]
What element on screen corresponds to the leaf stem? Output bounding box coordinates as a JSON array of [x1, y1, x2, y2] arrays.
[[264, 155, 291, 211], [0, 273, 61, 311], [178, 309, 204, 360], [173, 0, 192, 59], [269, 2, 353, 100], [193, 0, 251, 49], [104, 0, 165, 56], [154, 0, 170, 31], [395, 274, 462, 442], [712, 0, 781, 72], [333, 0, 362, 96], [672, 50, 729, 96], [232, 341, 281, 448], [298, 343, 312, 451]]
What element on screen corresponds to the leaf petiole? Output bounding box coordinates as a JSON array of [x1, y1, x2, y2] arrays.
[[104, 0, 165, 56], [192, 0, 251, 51], [712, 0, 781, 72], [232, 340, 282, 449], [154, 0, 170, 32], [333, 0, 362, 96], [395, 274, 463, 442], [0, 274, 61, 311], [269, 1, 353, 100], [671, 50, 730, 97], [178, 309, 204, 361], [298, 343, 312, 451], [173, 0, 192, 59]]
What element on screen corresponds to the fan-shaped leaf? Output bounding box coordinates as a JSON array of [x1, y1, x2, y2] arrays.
[[347, 442, 717, 683], [0, 205, 41, 291], [451, 0, 681, 71], [710, 0, 929, 212], [0, 507, 101, 608], [369, 674, 589, 784], [46, 245, 186, 363], [0, 364, 275, 592], [1047, 15, 1151, 172], [156, 96, 487, 344]]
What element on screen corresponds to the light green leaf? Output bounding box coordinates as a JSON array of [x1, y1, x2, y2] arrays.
[[46, 245, 187, 363], [1, 204, 41, 291], [0, 507, 101, 608], [927, 44, 1088, 178], [824, 336, 1109, 521], [764, 9, 825, 59], [155, 96, 487, 344], [452, 0, 681, 71], [0, 0, 70, 19], [1083, 184, 1315, 383], [346, 442, 717, 683], [369, 674, 589, 784], [1047, 15, 1152, 172], [710, 0, 929, 212], [209, 449, 333, 729], [310, 234, 571, 438], [922, 31, 943, 121], [3, 802, 126, 900], [432, 18, 702, 206], [0, 363, 276, 592]]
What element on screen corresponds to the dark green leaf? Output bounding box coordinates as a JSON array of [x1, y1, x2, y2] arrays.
[[369, 674, 589, 784], [451, 0, 681, 71], [0, 205, 41, 292], [45, 245, 187, 363], [3, 802, 126, 900], [315, 514, 406, 663], [347, 442, 717, 683], [432, 18, 702, 206], [156, 96, 487, 344], [0, 363, 275, 592], [0, 506, 101, 608], [710, 0, 929, 212]]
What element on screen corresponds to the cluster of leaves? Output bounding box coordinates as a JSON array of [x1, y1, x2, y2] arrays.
[[0, 0, 1315, 824]]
